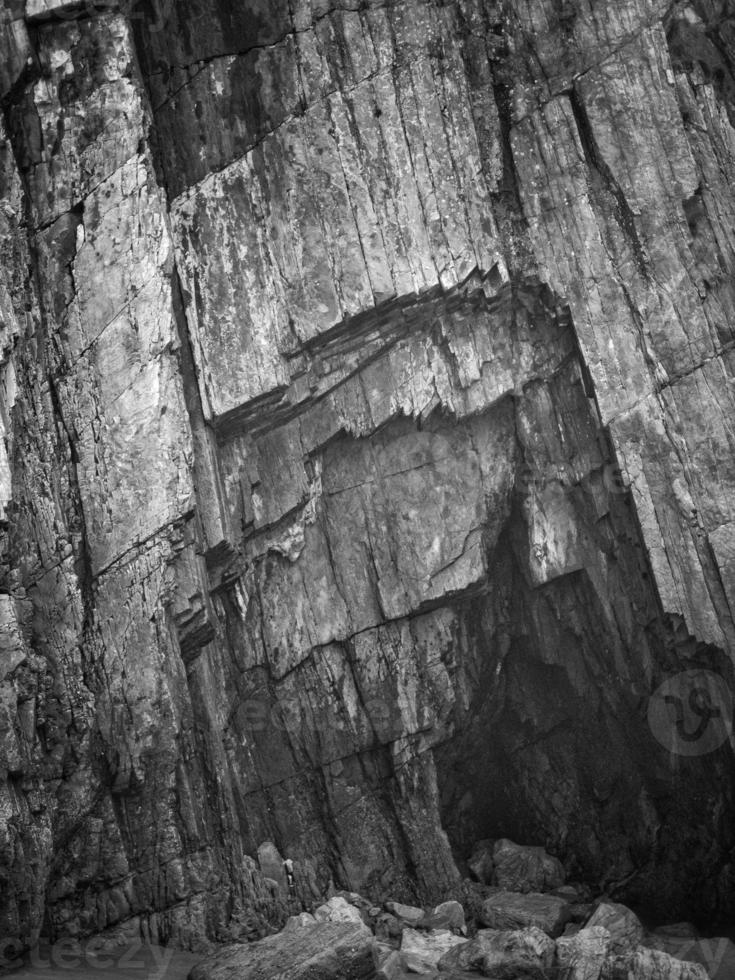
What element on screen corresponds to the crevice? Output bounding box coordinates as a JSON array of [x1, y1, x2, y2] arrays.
[[567, 86, 650, 280], [46, 373, 95, 637]]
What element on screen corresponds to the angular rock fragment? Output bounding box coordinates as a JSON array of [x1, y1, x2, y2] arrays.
[[556, 926, 612, 980], [399, 927, 467, 972], [438, 930, 499, 972], [439, 926, 555, 978], [480, 891, 572, 938], [586, 903, 644, 955], [418, 900, 466, 933], [314, 895, 366, 925], [492, 839, 566, 894], [387, 902, 427, 927], [600, 947, 710, 980]]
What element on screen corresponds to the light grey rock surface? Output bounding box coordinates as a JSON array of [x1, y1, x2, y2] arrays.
[[0, 0, 734, 955], [188, 920, 375, 980]]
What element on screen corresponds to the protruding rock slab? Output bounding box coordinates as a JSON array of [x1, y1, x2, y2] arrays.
[[188, 921, 375, 980]]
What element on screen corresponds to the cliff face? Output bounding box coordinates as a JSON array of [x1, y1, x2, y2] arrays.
[[1, 0, 734, 951]]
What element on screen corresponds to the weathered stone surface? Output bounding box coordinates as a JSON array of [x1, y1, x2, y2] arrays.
[[586, 904, 644, 955], [492, 839, 565, 894], [399, 927, 466, 973], [556, 926, 612, 980], [189, 920, 375, 980], [387, 902, 428, 927], [421, 900, 466, 933], [283, 912, 317, 932], [467, 840, 495, 886], [480, 892, 571, 938], [439, 926, 555, 978], [1, 0, 735, 955], [314, 896, 365, 925], [438, 930, 498, 973], [480, 926, 556, 979], [600, 946, 710, 980]]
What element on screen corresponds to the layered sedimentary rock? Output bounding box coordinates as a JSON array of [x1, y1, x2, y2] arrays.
[[1, 0, 734, 952]]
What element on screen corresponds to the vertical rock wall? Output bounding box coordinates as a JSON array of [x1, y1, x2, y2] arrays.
[[0, 0, 734, 950]]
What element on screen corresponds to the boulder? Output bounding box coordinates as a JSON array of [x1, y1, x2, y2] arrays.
[[468, 840, 495, 885], [188, 920, 375, 980], [377, 950, 404, 979], [313, 896, 365, 925], [417, 900, 466, 933], [438, 930, 505, 972], [399, 927, 467, 972], [600, 946, 710, 980], [480, 891, 571, 938], [586, 903, 643, 954], [387, 902, 426, 926], [282, 912, 317, 932], [479, 927, 555, 979], [335, 890, 374, 912], [492, 839, 565, 894], [556, 926, 612, 980]]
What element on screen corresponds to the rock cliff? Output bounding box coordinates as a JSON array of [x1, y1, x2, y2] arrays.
[[1, 0, 734, 953]]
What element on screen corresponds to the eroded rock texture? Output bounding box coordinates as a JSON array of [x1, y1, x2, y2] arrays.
[[1, 0, 734, 951]]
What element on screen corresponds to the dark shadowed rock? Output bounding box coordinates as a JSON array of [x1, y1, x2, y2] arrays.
[[188, 921, 375, 980], [438, 926, 555, 979], [480, 892, 572, 938], [400, 927, 467, 972], [468, 841, 496, 886], [644, 932, 735, 980], [492, 840, 565, 894], [438, 931, 497, 972], [375, 911, 404, 940], [600, 947, 710, 980], [480, 927, 555, 979]]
